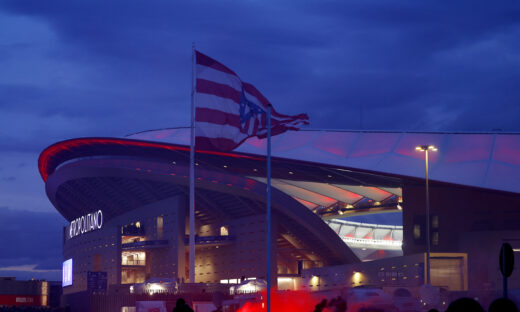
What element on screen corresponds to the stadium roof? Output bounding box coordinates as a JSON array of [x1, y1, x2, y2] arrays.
[[128, 128, 520, 195]]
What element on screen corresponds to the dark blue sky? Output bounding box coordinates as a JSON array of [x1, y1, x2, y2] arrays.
[[0, 1, 519, 280]]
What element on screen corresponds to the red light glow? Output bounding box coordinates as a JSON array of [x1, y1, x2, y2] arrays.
[[38, 137, 262, 181], [237, 290, 329, 312]]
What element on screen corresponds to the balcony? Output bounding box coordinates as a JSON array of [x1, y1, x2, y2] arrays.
[[184, 235, 235, 246], [122, 259, 146, 266], [122, 224, 145, 236], [122, 240, 169, 250]]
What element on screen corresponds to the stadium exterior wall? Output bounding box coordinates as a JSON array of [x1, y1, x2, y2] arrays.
[[402, 182, 520, 290], [62, 195, 284, 296]]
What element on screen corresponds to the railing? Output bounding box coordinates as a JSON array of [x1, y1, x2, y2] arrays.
[[343, 237, 403, 247], [184, 235, 235, 245], [122, 225, 145, 236], [122, 240, 169, 250], [122, 260, 146, 266]]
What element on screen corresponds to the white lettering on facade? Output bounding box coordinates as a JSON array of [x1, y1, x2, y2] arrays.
[[69, 210, 103, 239]]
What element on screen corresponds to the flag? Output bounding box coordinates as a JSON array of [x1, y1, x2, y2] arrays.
[[195, 50, 309, 151]]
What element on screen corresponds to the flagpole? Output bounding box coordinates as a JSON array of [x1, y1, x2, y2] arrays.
[[189, 43, 196, 284], [266, 104, 272, 312]]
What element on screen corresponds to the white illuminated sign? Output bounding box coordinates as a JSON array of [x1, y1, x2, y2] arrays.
[[69, 210, 103, 239], [62, 259, 73, 287]]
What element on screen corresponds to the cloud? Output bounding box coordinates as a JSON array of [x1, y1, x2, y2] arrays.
[[0, 264, 60, 273], [0, 207, 66, 280], [0, 265, 61, 281], [0, 152, 56, 212], [0, 0, 516, 143]]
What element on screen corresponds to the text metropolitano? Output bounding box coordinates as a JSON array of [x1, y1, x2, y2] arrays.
[[69, 210, 103, 239]]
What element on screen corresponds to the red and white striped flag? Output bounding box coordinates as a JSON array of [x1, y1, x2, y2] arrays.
[[195, 51, 309, 152]]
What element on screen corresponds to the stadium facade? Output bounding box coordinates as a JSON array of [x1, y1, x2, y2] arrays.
[[39, 128, 520, 305]]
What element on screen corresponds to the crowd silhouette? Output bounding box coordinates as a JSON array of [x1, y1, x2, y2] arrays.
[[0, 295, 518, 312], [0, 307, 56, 312], [310, 296, 519, 312]]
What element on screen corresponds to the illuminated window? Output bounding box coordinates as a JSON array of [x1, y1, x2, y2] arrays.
[[432, 215, 439, 229], [432, 232, 439, 245], [220, 226, 229, 236], [157, 216, 164, 239], [413, 225, 421, 239], [121, 269, 145, 284], [122, 251, 146, 266], [413, 215, 426, 244]]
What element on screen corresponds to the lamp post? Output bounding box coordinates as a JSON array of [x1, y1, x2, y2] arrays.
[[415, 144, 438, 285]]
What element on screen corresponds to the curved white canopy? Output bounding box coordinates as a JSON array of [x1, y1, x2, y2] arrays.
[[128, 128, 520, 194]]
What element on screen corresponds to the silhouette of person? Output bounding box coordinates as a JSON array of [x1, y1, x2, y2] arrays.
[[489, 298, 519, 312], [334, 296, 347, 312], [314, 299, 327, 312], [173, 298, 194, 312], [446, 297, 485, 312]]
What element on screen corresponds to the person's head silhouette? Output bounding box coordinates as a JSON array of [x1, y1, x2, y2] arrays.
[[489, 298, 519, 312], [176, 298, 186, 307], [446, 298, 485, 312]]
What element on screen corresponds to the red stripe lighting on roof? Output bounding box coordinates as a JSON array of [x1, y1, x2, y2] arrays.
[[38, 137, 262, 182]]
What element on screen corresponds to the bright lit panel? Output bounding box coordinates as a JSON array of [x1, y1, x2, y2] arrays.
[[379, 187, 402, 197], [272, 182, 337, 206], [62, 259, 73, 287], [332, 184, 392, 201], [253, 177, 337, 207], [278, 180, 362, 204], [293, 197, 319, 210]]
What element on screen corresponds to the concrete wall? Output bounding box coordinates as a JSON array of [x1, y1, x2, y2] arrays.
[[301, 254, 424, 292], [301, 252, 467, 293], [459, 230, 520, 291], [194, 214, 277, 284], [62, 218, 119, 295], [63, 194, 282, 295], [62, 195, 185, 294], [402, 182, 520, 291]]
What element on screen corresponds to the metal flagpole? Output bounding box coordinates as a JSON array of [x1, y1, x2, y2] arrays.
[[189, 43, 196, 283], [425, 149, 431, 285], [266, 104, 272, 312]]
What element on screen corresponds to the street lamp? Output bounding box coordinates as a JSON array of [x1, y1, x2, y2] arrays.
[[415, 144, 438, 285]]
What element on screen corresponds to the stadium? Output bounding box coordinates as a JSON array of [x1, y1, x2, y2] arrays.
[[39, 128, 520, 310]]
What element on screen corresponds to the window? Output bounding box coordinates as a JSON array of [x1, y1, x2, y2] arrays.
[[220, 226, 229, 236], [121, 269, 145, 284], [93, 254, 102, 272], [413, 215, 426, 244], [122, 251, 146, 266], [157, 216, 164, 239], [432, 215, 439, 229], [432, 232, 439, 245], [413, 225, 421, 239]]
